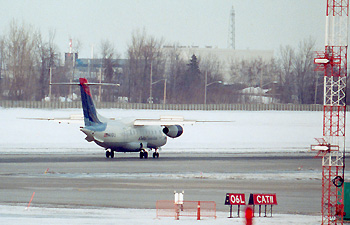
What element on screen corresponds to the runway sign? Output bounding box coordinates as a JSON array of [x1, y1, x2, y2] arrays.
[[249, 193, 277, 205], [248, 193, 277, 217], [225, 193, 246, 218], [225, 193, 246, 205]]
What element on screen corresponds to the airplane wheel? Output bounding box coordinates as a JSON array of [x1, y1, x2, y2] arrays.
[[153, 152, 159, 158], [140, 151, 144, 159], [106, 151, 110, 158], [110, 151, 114, 158]]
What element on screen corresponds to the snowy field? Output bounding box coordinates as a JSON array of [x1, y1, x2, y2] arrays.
[[0, 108, 343, 224], [0, 107, 338, 154], [0, 205, 321, 225]]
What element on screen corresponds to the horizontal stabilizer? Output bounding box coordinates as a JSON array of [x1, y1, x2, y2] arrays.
[[50, 82, 120, 86]]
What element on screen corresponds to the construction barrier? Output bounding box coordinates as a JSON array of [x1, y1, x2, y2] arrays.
[[156, 200, 216, 220]]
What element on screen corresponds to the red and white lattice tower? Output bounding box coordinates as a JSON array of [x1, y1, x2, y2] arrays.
[[312, 1, 349, 224]]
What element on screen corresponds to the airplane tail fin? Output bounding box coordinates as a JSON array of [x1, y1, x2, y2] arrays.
[[79, 78, 102, 126]]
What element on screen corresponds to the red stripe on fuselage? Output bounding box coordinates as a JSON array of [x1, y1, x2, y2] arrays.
[[79, 78, 92, 96]]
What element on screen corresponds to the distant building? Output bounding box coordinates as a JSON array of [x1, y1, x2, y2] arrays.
[[74, 58, 126, 81], [162, 46, 274, 81]]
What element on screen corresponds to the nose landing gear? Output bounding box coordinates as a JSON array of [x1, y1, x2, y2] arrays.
[[153, 152, 159, 158]]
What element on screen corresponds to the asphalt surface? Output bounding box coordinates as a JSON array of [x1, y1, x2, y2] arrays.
[[0, 151, 342, 215]]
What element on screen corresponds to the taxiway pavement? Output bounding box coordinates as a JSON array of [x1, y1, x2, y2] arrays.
[[0, 152, 338, 215]]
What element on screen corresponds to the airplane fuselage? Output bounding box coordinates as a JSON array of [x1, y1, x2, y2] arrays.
[[76, 78, 184, 158], [81, 120, 167, 152]]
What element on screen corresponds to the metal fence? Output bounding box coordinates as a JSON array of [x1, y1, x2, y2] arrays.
[[0, 100, 333, 111]]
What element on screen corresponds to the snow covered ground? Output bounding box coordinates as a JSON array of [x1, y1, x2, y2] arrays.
[[0, 108, 335, 154], [0, 205, 321, 225], [0, 108, 343, 224]]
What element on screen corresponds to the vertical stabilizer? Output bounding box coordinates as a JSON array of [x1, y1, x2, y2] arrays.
[[79, 78, 102, 126]]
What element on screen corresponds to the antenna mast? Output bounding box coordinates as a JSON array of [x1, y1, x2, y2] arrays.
[[313, 1, 349, 224], [228, 6, 236, 49]]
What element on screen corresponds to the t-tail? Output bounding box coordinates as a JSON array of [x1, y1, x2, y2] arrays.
[[79, 78, 102, 127]]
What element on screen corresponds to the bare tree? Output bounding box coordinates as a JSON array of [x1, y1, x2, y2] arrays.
[[0, 36, 6, 99], [100, 39, 120, 101], [199, 54, 223, 103], [126, 28, 165, 103], [163, 44, 187, 103], [5, 20, 38, 100], [294, 38, 316, 104], [278, 45, 296, 103], [36, 29, 58, 100]]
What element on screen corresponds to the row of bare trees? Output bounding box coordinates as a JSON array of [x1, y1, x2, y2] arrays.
[[228, 38, 323, 104], [0, 21, 339, 104], [83, 34, 327, 104]]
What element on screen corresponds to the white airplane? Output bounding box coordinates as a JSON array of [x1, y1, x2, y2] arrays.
[[77, 78, 195, 159]]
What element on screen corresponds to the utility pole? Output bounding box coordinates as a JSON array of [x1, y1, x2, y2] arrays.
[[149, 62, 153, 104], [49, 67, 52, 101]]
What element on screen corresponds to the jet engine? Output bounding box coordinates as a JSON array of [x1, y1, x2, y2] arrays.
[[163, 125, 183, 138]]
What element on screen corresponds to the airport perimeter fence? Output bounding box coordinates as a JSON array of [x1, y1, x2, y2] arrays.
[[0, 100, 339, 111]]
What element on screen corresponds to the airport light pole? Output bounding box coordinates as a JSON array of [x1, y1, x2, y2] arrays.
[[150, 78, 167, 104], [149, 59, 167, 104], [204, 71, 222, 104]]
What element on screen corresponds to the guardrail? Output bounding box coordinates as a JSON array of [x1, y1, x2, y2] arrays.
[[0, 100, 335, 111]]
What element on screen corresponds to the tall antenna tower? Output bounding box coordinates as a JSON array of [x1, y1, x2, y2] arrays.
[[228, 5, 235, 49], [312, 1, 349, 224]]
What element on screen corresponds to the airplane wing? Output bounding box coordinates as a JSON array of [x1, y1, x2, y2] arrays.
[[134, 115, 196, 126], [133, 115, 232, 126], [19, 114, 84, 124], [23, 114, 232, 125], [20, 114, 117, 123]]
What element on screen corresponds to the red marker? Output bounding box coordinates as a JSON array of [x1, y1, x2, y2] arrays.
[[245, 206, 253, 225]]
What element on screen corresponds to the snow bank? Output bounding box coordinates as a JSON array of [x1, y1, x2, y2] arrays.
[[0, 205, 321, 225]]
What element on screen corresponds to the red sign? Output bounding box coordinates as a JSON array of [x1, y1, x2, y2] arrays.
[[251, 194, 277, 205], [226, 193, 246, 205]]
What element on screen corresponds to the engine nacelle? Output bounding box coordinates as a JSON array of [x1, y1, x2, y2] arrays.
[[163, 125, 183, 138]]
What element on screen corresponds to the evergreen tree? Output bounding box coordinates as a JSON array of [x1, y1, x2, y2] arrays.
[[182, 54, 201, 90], [175, 54, 202, 103]]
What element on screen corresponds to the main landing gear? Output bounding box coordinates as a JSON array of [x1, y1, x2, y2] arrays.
[[139, 149, 148, 159], [139, 149, 160, 159], [105, 150, 114, 158]]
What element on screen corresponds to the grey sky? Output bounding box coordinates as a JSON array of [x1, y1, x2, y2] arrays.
[[0, 0, 326, 58]]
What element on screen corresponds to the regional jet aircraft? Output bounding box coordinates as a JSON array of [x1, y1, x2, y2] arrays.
[[77, 78, 194, 159]]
